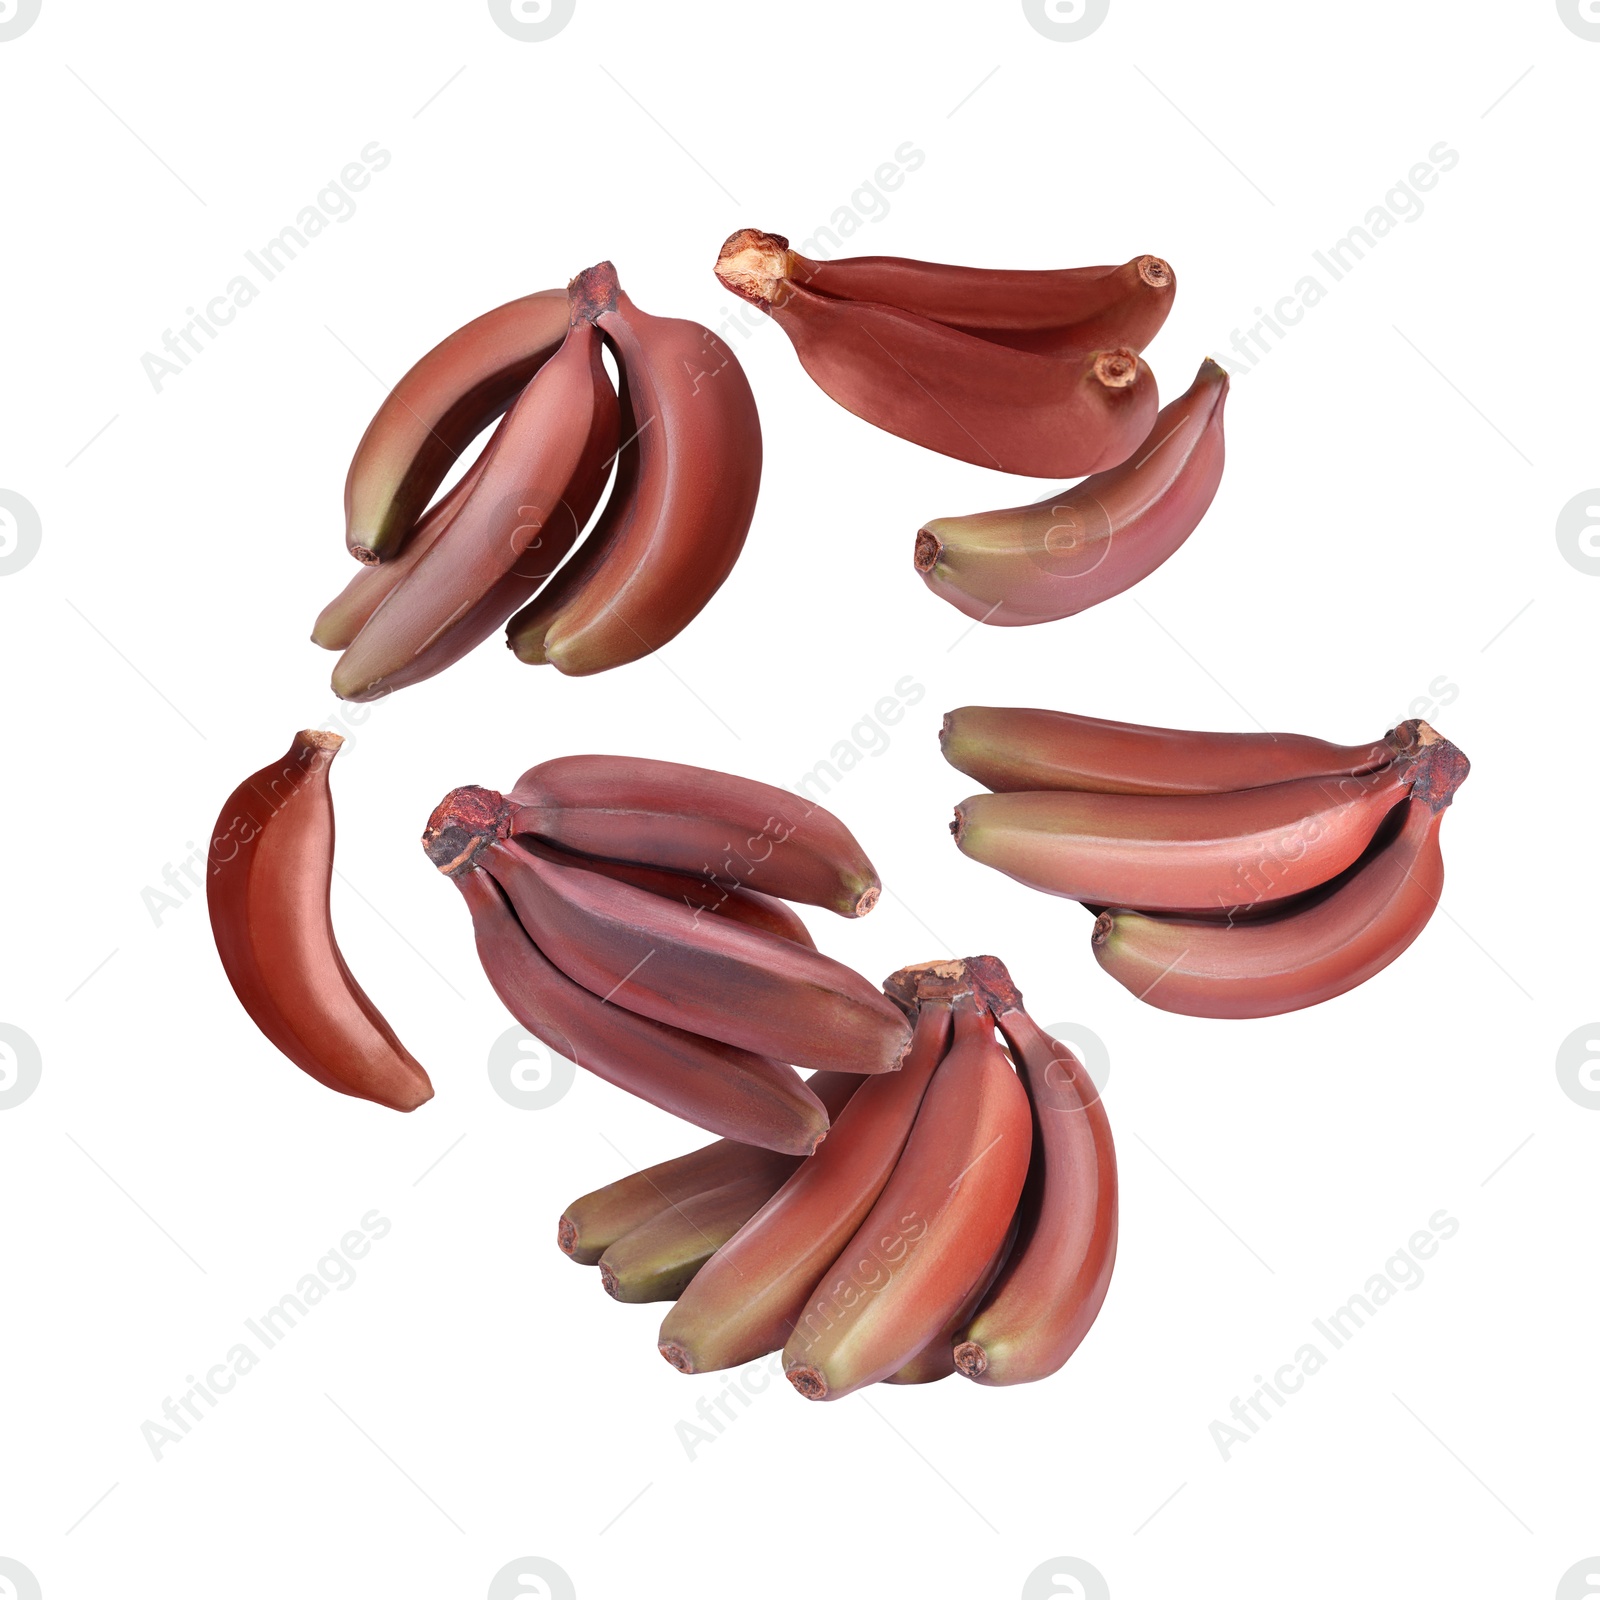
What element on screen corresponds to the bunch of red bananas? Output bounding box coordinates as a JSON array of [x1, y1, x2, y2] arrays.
[[713, 229, 1223, 623], [560, 956, 1116, 1400], [314, 261, 760, 700], [422, 756, 906, 1154], [944, 707, 1472, 1018]]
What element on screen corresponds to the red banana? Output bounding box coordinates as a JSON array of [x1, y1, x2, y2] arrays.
[[952, 758, 1420, 913], [445, 814, 910, 1077], [507, 753, 881, 918], [343, 288, 569, 564], [505, 262, 761, 676], [657, 983, 956, 1375], [1092, 736, 1470, 1017], [954, 961, 1117, 1386], [448, 864, 828, 1154], [783, 1000, 1031, 1401], [914, 358, 1228, 625], [332, 313, 619, 702], [941, 705, 1416, 797], [524, 842, 817, 950], [207, 731, 432, 1111], [715, 230, 1157, 477], [883, 1212, 1018, 1386]]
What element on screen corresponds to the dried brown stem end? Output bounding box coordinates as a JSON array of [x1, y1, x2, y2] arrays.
[[952, 1339, 988, 1378], [1093, 349, 1139, 389], [658, 1341, 694, 1374], [1137, 255, 1174, 290], [1409, 736, 1470, 811], [557, 1217, 578, 1256], [714, 228, 793, 306], [882, 959, 974, 1017], [855, 886, 882, 917], [964, 954, 1023, 1016], [1091, 911, 1117, 949], [786, 1364, 828, 1400], [599, 1262, 621, 1300], [568, 261, 621, 322], [913, 529, 942, 574], [422, 784, 514, 875]]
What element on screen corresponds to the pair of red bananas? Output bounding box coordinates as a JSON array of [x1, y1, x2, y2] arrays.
[[711, 229, 1222, 624], [944, 707, 1472, 1018], [423, 757, 909, 1154], [314, 261, 760, 698], [562, 957, 1117, 1400]]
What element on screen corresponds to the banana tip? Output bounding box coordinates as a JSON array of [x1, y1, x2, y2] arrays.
[[952, 1340, 988, 1379], [599, 1262, 621, 1300], [785, 1364, 828, 1401], [1138, 255, 1174, 290], [557, 1217, 578, 1257], [913, 528, 941, 573], [1093, 349, 1140, 390], [854, 885, 881, 917], [658, 1341, 695, 1374], [1090, 911, 1116, 948]]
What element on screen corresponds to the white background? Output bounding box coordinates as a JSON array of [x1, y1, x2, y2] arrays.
[[2, 2, 1596, 1597]]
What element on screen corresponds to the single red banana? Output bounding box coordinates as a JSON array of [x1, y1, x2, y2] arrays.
[[914, 358, 1229, 625], [506, 753, 881, 918], [716, 229, 1175, 359], [207, 731, 433, 1111], [598, 1175, 775, 1303], [523, 841, 817, 950], [332, 313, 619, 702], [1092, 735, 1470, 1017], [952, 757, 1420, 912], [343, 288, 569, 564], [783, 1000, 1032, 1401], [313, 449, 490, 651], [953, 960, 1117, 1386], [483, 833, 909, 1075], [715, 231, 1157, 478], [941, 705, 1418, 797], [505, 261, 762, 676], [558, 1072, 863, 1265], [447, 863, 828, 1154], [657, 982, 958, 1375]]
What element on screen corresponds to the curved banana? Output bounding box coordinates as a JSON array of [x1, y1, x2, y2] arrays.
[[716, 228, 1175, 359], [505, 261, 762, 676], [941, 705, 1415, 797], [783, 998, 1031, 1401], [331, 314, 619, 702], [207, 730, 432, 1111], [343, 288, 569, 564], [954, 961, 1117, 1387], [914, 358, 1228, 625], [1091, 736, 1470, 1017], [715, 229, 1157, 476], [507, 752, 880, 917], [953, 758, 1420, 912]]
